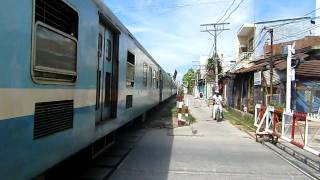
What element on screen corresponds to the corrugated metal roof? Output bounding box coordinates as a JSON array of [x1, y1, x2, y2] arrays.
[[233, 52, 318, 77], [263, 70, 281, 85], [274, 60, 286, 70], [296, 60, 320, 77], [233, 62, 268, 74]]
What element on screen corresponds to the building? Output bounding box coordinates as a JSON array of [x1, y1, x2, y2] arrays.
[[226, 17, 318, 113], [228, 36, 320, 113]]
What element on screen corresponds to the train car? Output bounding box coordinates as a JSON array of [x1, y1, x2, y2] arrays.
[[0, 0, 176, 179]]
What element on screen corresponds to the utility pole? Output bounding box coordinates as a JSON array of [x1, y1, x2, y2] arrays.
[[268, 29, 274, 97], [200, 22, 230, 92]]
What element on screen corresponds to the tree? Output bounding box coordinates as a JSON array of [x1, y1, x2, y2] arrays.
[[173, 69, 177, 81], [206, 56, 222, 82], [183, 68, 196, 94]]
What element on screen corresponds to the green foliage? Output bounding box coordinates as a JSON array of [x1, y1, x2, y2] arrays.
[[165, 102, 196, 124], [206, 56, 222, 82], [182, 68, 196, 94], [178, 88, 184, 96], [269, 101, 285, 108], [224, 109, 255, 131]]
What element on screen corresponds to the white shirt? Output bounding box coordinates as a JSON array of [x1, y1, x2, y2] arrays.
[[212, 95, 223, 105]]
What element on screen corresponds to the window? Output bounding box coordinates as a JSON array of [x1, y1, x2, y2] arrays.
[[106, 39, 112, 61], [248, 37, 254, 52], [33, 0, 78, 83], [98, 34, 103, 57], [149, 67, 153, 88], [126, 51, 135, 87], [153, 70, 156, 89], [156, 71, 159, 89], [143, 63, 148, 87], [126, 95, 133, 109]]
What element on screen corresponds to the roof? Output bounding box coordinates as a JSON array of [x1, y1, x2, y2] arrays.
[[296, 60, 320, 77], [233, 53, 320, 78], [233, 62, 267, 74], [237, 24, 255, 37]]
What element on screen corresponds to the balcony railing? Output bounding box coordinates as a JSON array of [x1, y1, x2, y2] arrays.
[[238, 51, 253, 61]]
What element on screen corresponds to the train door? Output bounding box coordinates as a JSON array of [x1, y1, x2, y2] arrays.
[[96, 24, 113, 123], [159, 70, 163, 102]]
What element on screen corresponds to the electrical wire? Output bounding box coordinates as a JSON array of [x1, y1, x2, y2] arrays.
[[274, 23, 320, 43], [220, 0, 245, 23], [216, 0, 237, 23], [303, 7, 320, 16], [205, 0, 244, 58]]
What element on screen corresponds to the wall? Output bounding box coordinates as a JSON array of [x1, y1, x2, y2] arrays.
[[255, 18, 314, 56]]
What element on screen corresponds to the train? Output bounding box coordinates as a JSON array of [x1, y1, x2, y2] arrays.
[[0, 0, 176, 179]]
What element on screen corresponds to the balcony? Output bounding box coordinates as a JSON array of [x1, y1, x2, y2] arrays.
[[238, 51, 253, 61]]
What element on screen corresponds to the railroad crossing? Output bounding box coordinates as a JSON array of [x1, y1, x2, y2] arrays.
[[108, 95, 316, 180]]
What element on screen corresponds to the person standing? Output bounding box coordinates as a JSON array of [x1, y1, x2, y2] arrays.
[[212, 90, 223, 120]]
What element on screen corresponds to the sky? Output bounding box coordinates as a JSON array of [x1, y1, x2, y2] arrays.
[[102, 0, 315, 81]]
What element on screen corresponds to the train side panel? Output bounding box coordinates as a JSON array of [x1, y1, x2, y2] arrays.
[[0, 0, 176, 179]]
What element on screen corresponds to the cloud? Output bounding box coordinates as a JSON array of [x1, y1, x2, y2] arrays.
[[102, 0, 257, 80], [103, 0, 315, 85]]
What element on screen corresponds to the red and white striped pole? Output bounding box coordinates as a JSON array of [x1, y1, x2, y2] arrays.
[[185, 99, 189, 118], [177, 95, 184, 126]]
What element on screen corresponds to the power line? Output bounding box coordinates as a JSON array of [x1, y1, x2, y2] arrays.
[[216, 0, 237, 23], [303, 7, 320, 16], [207, 42, 215, 57], [267, 18, 311, 29], [201, 23, 230, 90], [204, 0, 245, 61], [220, 0, 245, 23], [254, 31, 268, 51], [274, 23, 320, 43]]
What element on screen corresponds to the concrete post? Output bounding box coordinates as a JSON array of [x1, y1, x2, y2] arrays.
[[286, 45, 295, 112]]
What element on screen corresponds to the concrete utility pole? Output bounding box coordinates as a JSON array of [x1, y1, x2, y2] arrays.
[[200, 23, 230, 92], [286, 44, 295, 112], [268, 28, 274, 97]]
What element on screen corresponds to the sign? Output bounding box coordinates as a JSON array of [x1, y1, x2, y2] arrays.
[[254, 71, 262, 85]]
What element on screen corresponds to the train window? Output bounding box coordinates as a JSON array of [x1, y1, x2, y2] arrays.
[[149, 67, 153, 88], [143, 63, 148, 87], [98, 34, 103, 57], [156, 71, 159, 89], [126, 95, 133, 109], [35, 0, 78, 38], [153, 70, 156, 89], [106, 39, 112, 61], [33, 0, 78, 83], [126, 51, 135, 88]]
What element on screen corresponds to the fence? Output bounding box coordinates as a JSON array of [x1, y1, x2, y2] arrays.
[[254, 104, 320, 156]]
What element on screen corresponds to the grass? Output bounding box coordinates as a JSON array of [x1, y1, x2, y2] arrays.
[[223, 109, 255, 132], [183, 108, 196, 124], [160, 101, 177, 118], [162, 100, 196, 125]]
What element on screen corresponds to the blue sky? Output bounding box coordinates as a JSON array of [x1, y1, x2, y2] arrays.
[[102, 0, 315, 80]]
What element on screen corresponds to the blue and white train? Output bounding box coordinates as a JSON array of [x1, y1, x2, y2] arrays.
[[0, 0, 176, 179]]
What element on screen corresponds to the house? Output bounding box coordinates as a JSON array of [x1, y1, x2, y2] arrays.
[[225, 17, 316, 113], [228, 36, 320, 113]]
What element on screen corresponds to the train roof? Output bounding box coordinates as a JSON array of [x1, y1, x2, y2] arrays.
[[91, 0, 167, 74]]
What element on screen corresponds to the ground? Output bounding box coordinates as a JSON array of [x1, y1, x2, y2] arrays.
[[109, 95, 309, 180]]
